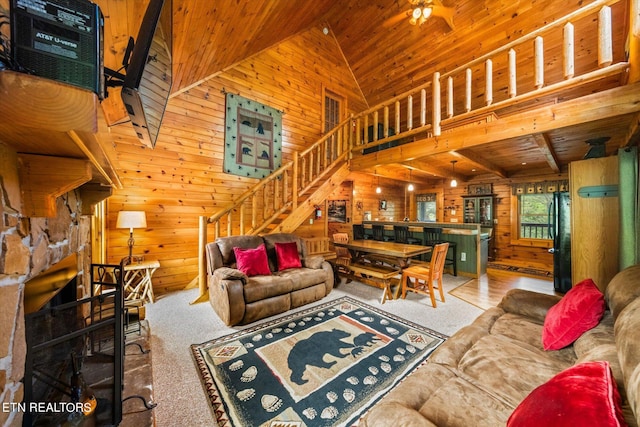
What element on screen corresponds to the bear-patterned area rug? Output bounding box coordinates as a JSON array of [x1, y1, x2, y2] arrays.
[[191, 296, 447, 427]]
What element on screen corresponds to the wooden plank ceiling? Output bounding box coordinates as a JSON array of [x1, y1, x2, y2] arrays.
[[97, 0, 637, 185]]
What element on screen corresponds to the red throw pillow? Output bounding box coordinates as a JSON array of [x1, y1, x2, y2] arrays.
[[233, 244, 271, 277], [507, 361, 627, 427], [275, 241, 302, 271], [542, 278, 605, 350]]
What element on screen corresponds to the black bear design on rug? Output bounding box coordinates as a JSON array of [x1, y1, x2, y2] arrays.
[[287, 329, 381, 385]]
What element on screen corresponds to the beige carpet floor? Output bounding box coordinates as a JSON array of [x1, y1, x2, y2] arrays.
[[145, 274, 483, 426]]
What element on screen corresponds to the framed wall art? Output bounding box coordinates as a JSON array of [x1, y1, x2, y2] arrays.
[[328, 200, 347, 223], [224, 93, 283, 178]]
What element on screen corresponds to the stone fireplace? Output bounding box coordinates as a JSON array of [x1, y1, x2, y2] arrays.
[[0, 143, 92, 426]]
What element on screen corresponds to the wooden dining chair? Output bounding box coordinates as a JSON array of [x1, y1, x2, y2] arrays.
[[400, 242, 449, 307], [332, 233, 352, 274]]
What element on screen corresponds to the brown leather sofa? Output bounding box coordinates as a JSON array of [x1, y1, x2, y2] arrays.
[[361, 264, 640, 427], [206, 233, 334, 326]]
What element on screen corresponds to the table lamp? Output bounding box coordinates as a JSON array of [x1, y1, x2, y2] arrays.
[[116, 210, 147, 264]]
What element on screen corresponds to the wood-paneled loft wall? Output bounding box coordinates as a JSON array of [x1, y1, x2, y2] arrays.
[[106, 27, 368, 294]]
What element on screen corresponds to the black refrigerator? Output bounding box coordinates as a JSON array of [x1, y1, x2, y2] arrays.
[[548, 192, 572, 293]]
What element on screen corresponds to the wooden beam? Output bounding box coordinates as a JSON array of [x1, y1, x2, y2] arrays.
[[0, 71, 98, 134], [531, 133, 561, 173], [623, 112, 640, 147], [403, 159, 467, 182], [351, 82, 640, 170], [18, 154, 92, 217], [451, 150, 508, 178]]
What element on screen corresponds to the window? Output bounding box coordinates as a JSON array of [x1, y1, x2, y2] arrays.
[[322, 88, 345, 133], [416, 193, 437, 222], [514, 193, 553, 243]]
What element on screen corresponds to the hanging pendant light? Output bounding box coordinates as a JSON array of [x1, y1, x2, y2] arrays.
[[376, 174, 382, 194], [450, 160, 458, 188]]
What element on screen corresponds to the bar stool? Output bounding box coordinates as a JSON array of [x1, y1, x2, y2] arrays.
[[423, 227, 457, 276], [353, 224, 368, 240], [393, 225, 421, 244], [372, 224, 394, 241]]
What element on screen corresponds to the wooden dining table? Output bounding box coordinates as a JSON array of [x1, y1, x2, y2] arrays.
[[334, 239, 432, 268], [333, 239, 432, 303]]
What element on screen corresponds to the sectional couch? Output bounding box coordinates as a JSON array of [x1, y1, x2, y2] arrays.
[[361, 264, 640, 426], [205, 233, 334, 326]]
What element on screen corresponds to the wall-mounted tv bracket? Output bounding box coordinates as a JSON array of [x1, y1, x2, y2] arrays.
[[103, 37, 135, 97]]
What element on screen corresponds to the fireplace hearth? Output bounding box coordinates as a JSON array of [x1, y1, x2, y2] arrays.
[[23, 263, 125, 426]]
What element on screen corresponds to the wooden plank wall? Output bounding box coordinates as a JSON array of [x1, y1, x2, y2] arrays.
[[106, 26, 368, 294]]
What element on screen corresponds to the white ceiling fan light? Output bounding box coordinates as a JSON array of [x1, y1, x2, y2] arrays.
[[409, 4, 432, 26], [403, 0, 455, 29]]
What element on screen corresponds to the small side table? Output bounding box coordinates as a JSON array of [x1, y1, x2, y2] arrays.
[[123, 260, 160, 304]]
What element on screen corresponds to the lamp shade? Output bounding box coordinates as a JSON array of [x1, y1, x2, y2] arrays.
[[116, 211, 147, 231]]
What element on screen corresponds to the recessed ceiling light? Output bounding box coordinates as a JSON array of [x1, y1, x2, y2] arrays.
[[521, 162, 527, 165]]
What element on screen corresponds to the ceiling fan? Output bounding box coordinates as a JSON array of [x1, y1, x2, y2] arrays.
[[385, 0, 455, 30]]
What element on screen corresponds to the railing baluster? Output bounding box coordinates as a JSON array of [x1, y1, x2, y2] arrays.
[[373, 110, 379, 141], [293, 152, 298, 208], [308, 148, 312, 182], [274, 175, 279, 212], [407, 95, 413, 130], [395, 101, 401, 134], [447, 76, 454, 118], [240, 203, 245, 235], [363, 115, 368, 144], [420, 88, 426, 126], [251, 194, 257, 230], [465, 68, 472, 112], [535, 36, 544, 89], [563, 23, 575, 79], [263, 185, 268, 220], [433, 72, 441, 136], [508, 49, 517, 97], [383, 106, 389, 138], [598, 6, 613, 67], [226, 211, 232, 237], [485, 59, 493, 105]]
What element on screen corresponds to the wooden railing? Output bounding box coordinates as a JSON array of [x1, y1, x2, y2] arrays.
[[521, 223, 552, 240], [202, 124, 352, 239], [193, 0, 630, 303], [303, 237, 335, 259], [350, 0, 628, 156]]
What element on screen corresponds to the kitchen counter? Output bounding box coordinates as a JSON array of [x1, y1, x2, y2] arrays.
[[360, 221, 490, 276]]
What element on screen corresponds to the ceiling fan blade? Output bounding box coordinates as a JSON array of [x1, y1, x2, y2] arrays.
[[383, 10, 411, 28], [430, 5, 454, 19], [430, 5, 455, 29]]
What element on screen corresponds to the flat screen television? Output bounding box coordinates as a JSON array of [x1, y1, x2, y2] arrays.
[[120, 0, 172, 149]]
